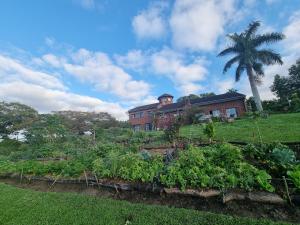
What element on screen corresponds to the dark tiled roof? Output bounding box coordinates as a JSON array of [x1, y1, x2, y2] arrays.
[[158, 93, 173, 100], [190, 92, 246, 105], [128, 92, 246, 113], [159, 92, 246, 113], [159, 101, 185, 112], [128, 103, 159, 113]]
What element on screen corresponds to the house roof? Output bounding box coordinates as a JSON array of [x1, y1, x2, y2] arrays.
[[158, 93, 173, 100], [128, 92, 246, 114], [128, 103, 159, 113]]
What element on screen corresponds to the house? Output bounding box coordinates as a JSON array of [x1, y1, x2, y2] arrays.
[[128, 92, 247, 131]]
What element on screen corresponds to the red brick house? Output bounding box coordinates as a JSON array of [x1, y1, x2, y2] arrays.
[[128, 92, 247, 131]]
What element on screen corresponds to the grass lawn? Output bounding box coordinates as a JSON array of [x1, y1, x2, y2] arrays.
[[0, 183, 294, 225], [180, 113, 300, 143]]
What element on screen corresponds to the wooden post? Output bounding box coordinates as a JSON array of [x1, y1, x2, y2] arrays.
[[84, 170, 89, 187], [94, 173, 100, 188], [50, 173, 61, 188], [20, 167, 23, 184], [283, 176, 293, 205]]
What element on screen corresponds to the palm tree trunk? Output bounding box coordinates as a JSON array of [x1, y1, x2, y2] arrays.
[[247, 66, 263, 111]]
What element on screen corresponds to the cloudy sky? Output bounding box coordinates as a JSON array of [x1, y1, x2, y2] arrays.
[[0, 0, 299, 120]]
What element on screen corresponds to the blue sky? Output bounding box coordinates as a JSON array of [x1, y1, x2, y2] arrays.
[[0, 0, 299, 120]]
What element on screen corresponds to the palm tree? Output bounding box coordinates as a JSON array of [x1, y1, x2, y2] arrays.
[[218, 21, 285, 111]]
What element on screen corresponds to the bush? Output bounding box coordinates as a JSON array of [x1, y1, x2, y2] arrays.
[[269, 146, 296, 170], [203, 122, 215, 142], [92, 152, 164, 183], [160, 144, 274, 191], [287, 165, 300, 190]]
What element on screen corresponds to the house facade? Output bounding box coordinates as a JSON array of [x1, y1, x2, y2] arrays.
[[128, 92, 247, 131]]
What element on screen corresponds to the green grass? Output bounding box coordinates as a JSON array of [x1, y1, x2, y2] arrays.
[[0, 183, 293, 225], [180, 113, 300, 143]]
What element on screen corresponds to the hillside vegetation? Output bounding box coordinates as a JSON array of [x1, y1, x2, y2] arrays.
[[180, 113, 300, 143]]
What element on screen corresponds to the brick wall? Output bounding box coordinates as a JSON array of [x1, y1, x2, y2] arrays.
[[129, 99, 246, 131]]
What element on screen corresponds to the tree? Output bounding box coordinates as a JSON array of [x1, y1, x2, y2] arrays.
[[227, 88, 238, 93], [177, 94, 200, 103], [218, 21, 285, 111], [271, 59, 300, 105], [199, 92, 215, 98], [288, 59, 300, 96], [271, 74, 290, 100], [0, 102, 38, 138]]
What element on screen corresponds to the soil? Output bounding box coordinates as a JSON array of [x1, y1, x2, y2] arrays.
[[1, 177, 300, 223]]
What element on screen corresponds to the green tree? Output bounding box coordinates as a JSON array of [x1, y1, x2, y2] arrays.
[[271, 74, 290, 100], [288, 59, 300, 96], [218, 21, 285, 112], [0, 102, 38, 137], [198, 92, 215, 98], [177, 94, 200, 103]]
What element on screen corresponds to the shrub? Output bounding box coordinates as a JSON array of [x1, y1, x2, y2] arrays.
[[287, 165, 300, 190], [92, 152, 164, 183], [203, 122, 215, 143], [269, 146, 296, 170], [160, 144, 274, 191]]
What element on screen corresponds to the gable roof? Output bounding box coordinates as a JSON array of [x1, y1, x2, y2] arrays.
[[128, 92, 246, 113], [159, 92, 246, 113], [128, 103, 159, 113]]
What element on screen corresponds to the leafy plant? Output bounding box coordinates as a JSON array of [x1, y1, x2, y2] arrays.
[[287, 165, 300, 190], [269, 145, 296, 170], [256, 170, 275, 192], [203, 122, 215, 143]]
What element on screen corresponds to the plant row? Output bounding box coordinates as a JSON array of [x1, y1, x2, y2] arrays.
[[0, 143, 299, 193]]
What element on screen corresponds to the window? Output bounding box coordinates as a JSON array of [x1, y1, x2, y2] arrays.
[[212, 110, 220, 117], [134, 112, 144, 118], [226, 108, 237, 118], [145, 123, 152, 131], [147, 111, 152, 117], [131, 114, 135, 119], [133, 125, 141, 131]]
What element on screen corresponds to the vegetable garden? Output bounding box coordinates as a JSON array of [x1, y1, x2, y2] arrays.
[[0, 114, 300, 223]]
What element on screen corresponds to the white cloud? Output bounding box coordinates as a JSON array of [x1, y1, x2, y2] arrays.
[[51, 48, 152, 101], [169, 0, 236, 51], [0, 54, 65, 90], [151, 48, 207, 94], [132, 2, 168, 40], [283, 11, 300, 53], [42, 54, 65, 68], [0, 81, 128, 120], [114, 50, 146, 72], [79, 0, 95, 9]]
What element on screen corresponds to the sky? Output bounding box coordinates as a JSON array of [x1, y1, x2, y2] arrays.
[[0, 0, 299, 120]]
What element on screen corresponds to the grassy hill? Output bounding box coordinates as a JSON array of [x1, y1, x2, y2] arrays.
[[180, 113, 300, 143]]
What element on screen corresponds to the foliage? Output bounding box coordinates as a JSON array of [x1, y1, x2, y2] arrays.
[[219, 21, 285, 111], [0, 102, 38, 137], [164, 120, 181, 143], [93, 152, 164, 183], [270, 59, 300, 112], [269, 146, 296, 170], [203, 122, 215, 142], [287, 165, 300, 190], [256, 170, 275, 192], [182, 106, 205, 125], [0, 160, 86, 177], [176, 93, 215, 103], [180, 113, 300, 143], [160, 144, 274, 191]]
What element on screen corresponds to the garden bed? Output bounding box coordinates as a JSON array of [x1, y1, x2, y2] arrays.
[[1, 175, 300, 223]]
